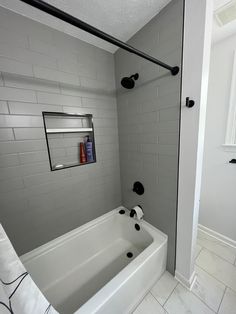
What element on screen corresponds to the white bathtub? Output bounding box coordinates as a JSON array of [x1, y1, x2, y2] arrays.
[[21, 206, 167, 314]]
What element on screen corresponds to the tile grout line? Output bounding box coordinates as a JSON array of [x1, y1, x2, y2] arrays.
[[0, 73, 83, 97], [162, 282, 179, 309], [160, 255, 224, 313], [12, 127, 16, 141], [176, 265, 219, 314], [0, 72, 4, 86], [197, 243, 236, 265], [149, 279, 178, 308], [196, 262, 236, 294], [190, 281, 218, 313], [216, 286, 227, 313], [196, 245, 236, 274], [195, 246, 203, 260], [131, 291, 150, 313], [148, 292, 169, 313], [234, 254, 236, 266], [1, 53, 89, 80], [145, 272, 178, 313]]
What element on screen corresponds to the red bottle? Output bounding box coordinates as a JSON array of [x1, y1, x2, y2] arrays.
[[79, 142, 87, 164]]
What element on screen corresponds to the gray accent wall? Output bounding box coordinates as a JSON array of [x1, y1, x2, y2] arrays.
[[0, 7, 121, 255], [115, 0, 183, 273], [0, 1, 183, 273]]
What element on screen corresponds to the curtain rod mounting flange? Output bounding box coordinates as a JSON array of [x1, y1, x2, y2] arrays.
[[171, 66, 180, 76]]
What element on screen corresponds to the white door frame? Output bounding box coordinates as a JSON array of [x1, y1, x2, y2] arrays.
[[175, 0, 213, 289]]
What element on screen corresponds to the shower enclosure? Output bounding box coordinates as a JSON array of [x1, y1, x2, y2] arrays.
[[21, 0, 184, 274], [0, 0, 184, 281]]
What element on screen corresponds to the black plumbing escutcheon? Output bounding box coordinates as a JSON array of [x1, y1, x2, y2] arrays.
[[133, 181, 144, 195]]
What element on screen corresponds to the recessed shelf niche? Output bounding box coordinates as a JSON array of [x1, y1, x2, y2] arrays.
[[42, 112, 96, 171]]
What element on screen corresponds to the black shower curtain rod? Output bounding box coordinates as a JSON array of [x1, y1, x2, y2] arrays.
[[20, 0, 179, 76]]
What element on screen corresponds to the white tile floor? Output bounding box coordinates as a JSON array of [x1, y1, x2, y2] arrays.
[[133, 231, 236, 314]]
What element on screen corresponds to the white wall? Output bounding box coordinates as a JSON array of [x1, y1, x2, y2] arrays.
[[0, 7, 121, 255], [199, 34, 236, 241], [176, 0, 213, 288]]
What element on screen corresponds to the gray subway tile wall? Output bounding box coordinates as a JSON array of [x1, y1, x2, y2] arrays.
[[115, 0, 183, 274], [0, 1, 183, 274], [0, 7, 121, 255]]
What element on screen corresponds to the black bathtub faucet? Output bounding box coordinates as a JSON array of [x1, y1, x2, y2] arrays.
[[129, 205, 144, 220], [130, 209, 136, 218]]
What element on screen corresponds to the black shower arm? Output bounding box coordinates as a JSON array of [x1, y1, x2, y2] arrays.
[[19, 0, 179, 76]]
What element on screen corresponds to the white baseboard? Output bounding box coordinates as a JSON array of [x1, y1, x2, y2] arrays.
[[198, 224, 236, 249], [175, 270, 197, 291]]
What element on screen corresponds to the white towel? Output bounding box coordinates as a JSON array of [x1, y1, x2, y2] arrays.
[[0, 224, 59, 314]]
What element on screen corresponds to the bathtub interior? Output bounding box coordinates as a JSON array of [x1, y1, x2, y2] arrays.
[[21, 210, 154, 313]]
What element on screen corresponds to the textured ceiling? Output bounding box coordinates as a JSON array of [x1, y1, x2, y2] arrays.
[[0, 0, 172, 53], [213, 0, 236, 43]]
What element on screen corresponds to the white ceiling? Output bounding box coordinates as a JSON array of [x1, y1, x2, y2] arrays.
[[213, 0, 236, 43], [0, 0, 171, 53]]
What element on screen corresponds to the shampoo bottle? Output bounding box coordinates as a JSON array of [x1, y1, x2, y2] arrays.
[[84, 136, 94, 163], [79, 142, 87, 164]]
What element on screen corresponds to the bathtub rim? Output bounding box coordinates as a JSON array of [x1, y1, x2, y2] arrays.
[[21, 206, 167, 264]]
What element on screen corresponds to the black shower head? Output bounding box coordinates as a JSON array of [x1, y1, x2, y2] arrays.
[[121, 73, 139, 89]]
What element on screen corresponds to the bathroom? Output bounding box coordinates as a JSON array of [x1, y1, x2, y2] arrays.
[[0, 0, 235, 313]]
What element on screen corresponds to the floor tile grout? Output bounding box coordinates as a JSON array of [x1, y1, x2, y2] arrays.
[[163, 243, 232, 313], [135, 236, 236, 313], [197, 244, 236, 265], [162, 282, 180, 312], [195, 262, 235, 293], [195, 245, 236, 313], [162, 281, 178, 307], [197, 245, 236, 268], [216, 285, 227, 313], [195, 246, 203, 260], [149, 277, 178, 308], [131, 290, 150, 313], [196, 251, 236, 294], [165, 280, 218, 314], [190, 284, 218, 313], [148, 291, 169, 313], [195, 261, 226, 287]]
